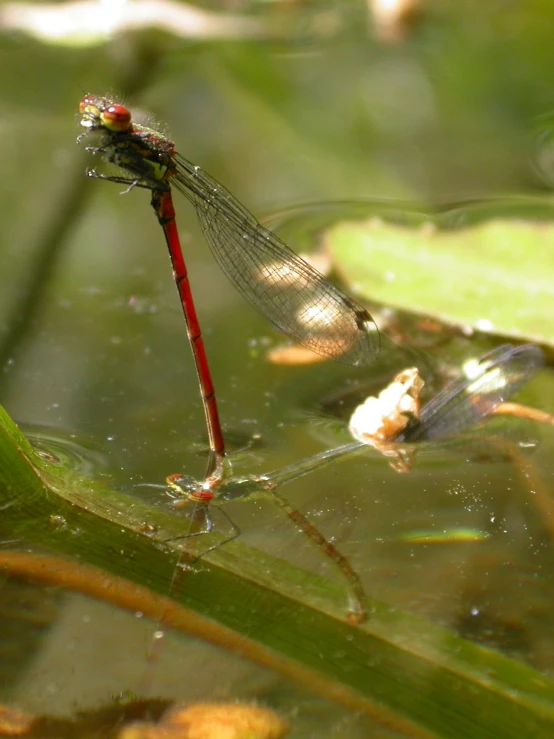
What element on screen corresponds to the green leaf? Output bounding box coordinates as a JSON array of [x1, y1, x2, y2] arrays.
[[325, 203, 554, 347], [2, 404, 554, 737]]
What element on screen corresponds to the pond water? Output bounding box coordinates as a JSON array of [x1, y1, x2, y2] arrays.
[[1, 4, 554, 736]]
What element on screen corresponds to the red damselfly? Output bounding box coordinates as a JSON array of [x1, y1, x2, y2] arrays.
[[78, 95, 380, 488]]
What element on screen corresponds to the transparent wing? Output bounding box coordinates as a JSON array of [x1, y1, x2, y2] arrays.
[[398, 344, 544, 442], [173, 155, 379, 366]]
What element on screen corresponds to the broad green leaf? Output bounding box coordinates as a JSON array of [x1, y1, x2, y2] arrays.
[[325, 208, 554, 347]]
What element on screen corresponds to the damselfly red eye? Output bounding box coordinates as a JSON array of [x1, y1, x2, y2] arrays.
[[78, 95, 96, 113], [101, 104, 132, 131]]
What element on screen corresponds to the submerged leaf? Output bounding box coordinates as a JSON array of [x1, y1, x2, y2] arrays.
[[326, 215, 554, 346]]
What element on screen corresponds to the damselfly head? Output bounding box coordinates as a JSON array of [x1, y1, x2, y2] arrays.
[[165, 473, 214, 506], [79, 95, 132, 133]]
